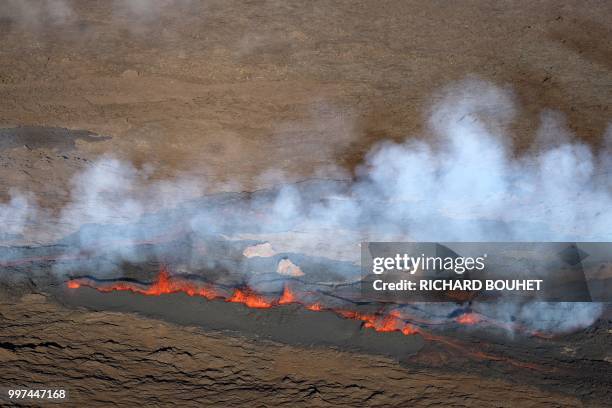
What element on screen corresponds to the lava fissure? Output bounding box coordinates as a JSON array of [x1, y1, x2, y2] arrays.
[[67, 271, 423, 335], [66, 267, 555, 370]]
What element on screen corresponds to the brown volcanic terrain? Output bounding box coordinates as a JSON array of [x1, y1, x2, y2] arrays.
[[1, 0, 611, 205], [0, 294, 590, 407], [1, 1, 612, 407]]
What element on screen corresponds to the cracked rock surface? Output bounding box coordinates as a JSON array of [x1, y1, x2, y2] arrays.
[[0, 294, 586, 407]]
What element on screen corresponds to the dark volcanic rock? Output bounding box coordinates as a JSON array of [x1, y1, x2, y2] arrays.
[[0, 126, 110, 152], [52, 286, 424, 359]]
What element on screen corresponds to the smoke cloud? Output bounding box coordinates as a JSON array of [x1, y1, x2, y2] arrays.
[[0, 0, 75, 27], [112, 0, 195, 22], [0, 0, 197, 31], [2, 78, 609, 333], [484, 301, 603, 333], [0, 189, 37, 240], [52, 156, 204, 272], [347, 79, 611, 242]]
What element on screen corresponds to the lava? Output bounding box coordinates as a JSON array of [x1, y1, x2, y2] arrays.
[[65, 268, 551, 371], [143, 268, 219, 299], [227, 288, 273, 308], [337, 309, 419, 336], [278, 284, 297, 305], [306, 303, 323, 311], [69, 267, 220, 300], [67, 280, 81, 289], [67, 269, 422, 337], [456, 312, 482, 325]]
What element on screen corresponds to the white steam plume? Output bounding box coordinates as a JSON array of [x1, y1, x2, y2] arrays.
[[0, 0, 75, 27], [112, 0, 195, 22], [0, 1, 196, 29], [0, 189, 37, 240], [273, 78, 612, 244], [3, 77, 609, 333], [56, 156, 205, 270]]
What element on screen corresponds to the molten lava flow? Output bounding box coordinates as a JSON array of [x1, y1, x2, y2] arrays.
[[66, 271, 541, 341], [65, 269, 556, 371], [67, 280, 81, 289], [278, 284, 297, 305], [68, 267, 220, 300], [97, 282, 140, 293], [337, 309, 419, 336], [227, 288, 273, 308], [146, 267, 172, 295], [456, 312, 482, 325], [143, 268, 219, 299], [67, 269, 421, 337]]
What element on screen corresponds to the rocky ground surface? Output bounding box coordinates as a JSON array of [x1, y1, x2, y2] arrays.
[[0, 293, 592, 407], [1, 0, 611, 207]]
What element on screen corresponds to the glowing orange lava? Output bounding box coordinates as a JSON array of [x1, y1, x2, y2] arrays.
[[456, 313, 482, 325], [337, 309, 419, 336], [68, 267, 220, 299], [227, 288, 273, 308], [143, 268, 219, 299], [67, 280, 81, 289], [278, 284, 297, 305], [66, 269, 551, 371], [66, 268, 421, 337]]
